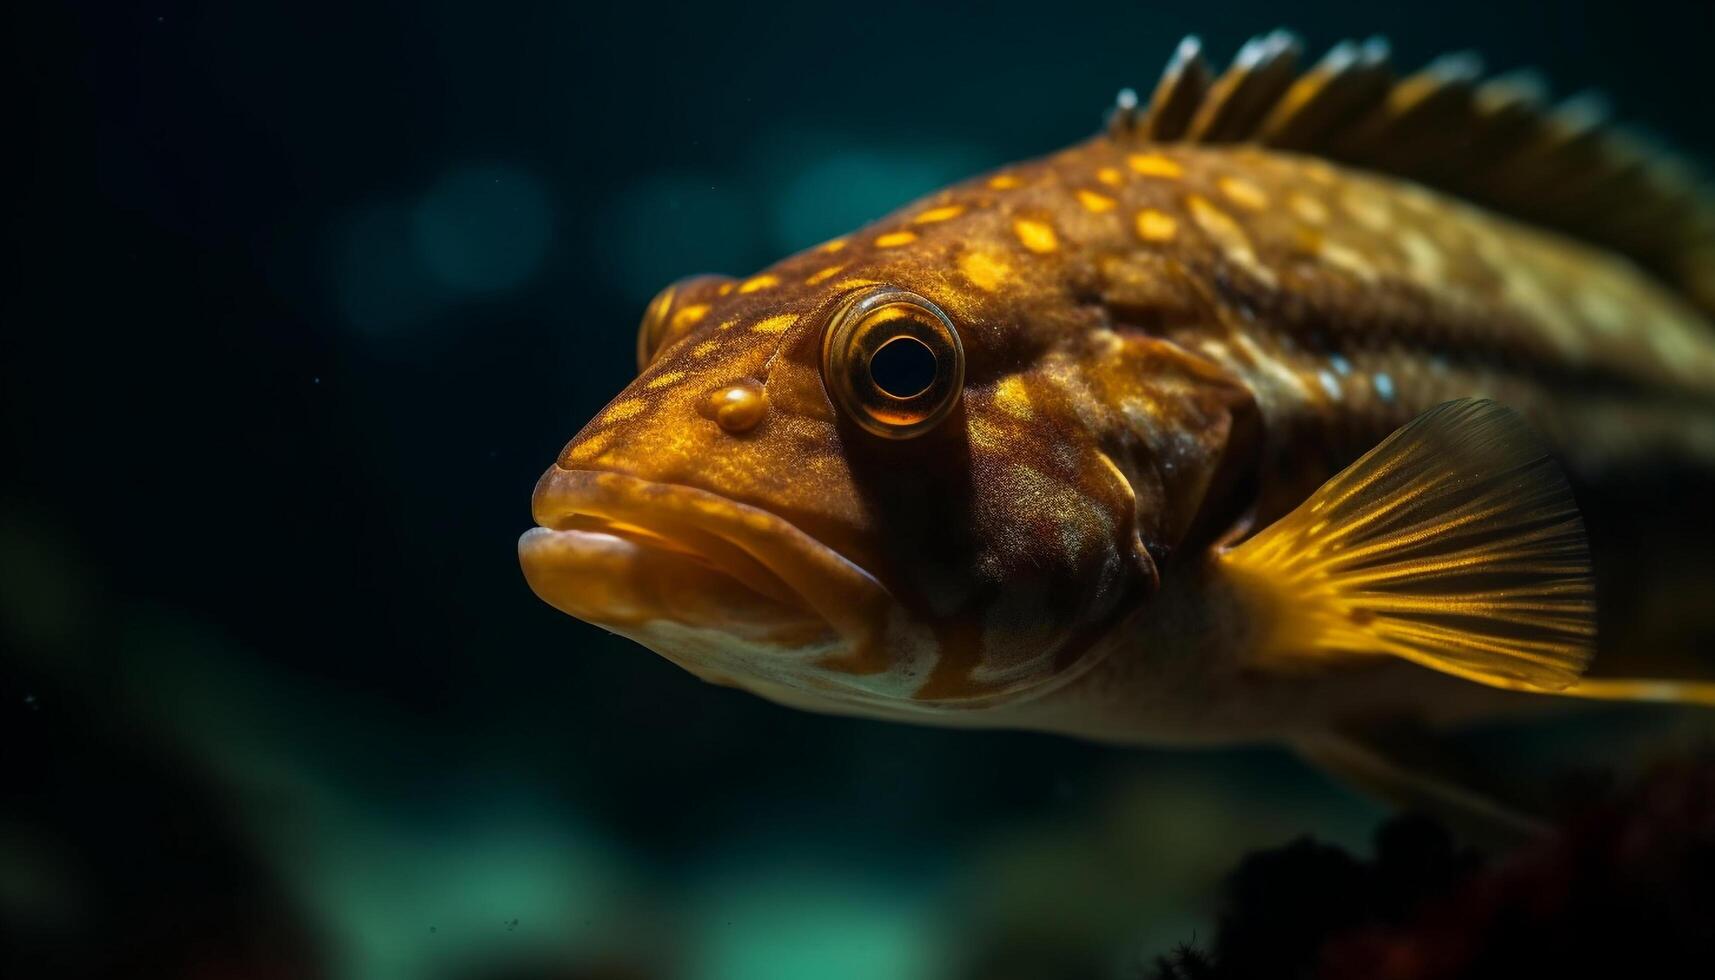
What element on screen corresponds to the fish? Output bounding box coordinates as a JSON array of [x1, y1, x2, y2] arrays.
[[519, 32, 1715, 829]]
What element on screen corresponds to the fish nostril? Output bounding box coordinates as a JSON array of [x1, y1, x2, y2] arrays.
[[700, 379, 768, 433]]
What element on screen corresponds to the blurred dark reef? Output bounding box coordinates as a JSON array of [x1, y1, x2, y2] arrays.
[[1151, 759, 1715, 980]]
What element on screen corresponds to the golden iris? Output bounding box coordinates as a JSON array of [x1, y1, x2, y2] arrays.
[[821, 286, 964, 439]]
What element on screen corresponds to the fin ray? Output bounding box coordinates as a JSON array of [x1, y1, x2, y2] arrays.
[[1108, 34, 1715, 317], [1219, 399, 1596, 693]]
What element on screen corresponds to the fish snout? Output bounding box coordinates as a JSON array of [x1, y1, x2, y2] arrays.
[[520, 468, 911, 690]]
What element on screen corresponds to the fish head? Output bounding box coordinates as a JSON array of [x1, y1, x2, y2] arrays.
[[521, 188, 1207, 717]]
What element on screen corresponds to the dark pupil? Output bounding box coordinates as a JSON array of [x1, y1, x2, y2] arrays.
[[869, 335, 937, 398]]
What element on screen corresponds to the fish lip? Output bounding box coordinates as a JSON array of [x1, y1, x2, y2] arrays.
[[520, 467, 893, 654]]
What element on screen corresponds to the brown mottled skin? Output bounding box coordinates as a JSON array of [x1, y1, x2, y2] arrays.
[[522, 135, 1715, 746]]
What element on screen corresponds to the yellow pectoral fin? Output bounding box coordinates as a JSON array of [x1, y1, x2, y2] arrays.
[[1219, 398, 1597, 694]]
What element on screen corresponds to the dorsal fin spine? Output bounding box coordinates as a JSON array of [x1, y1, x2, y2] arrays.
[[1107, 33, 1715, 320]]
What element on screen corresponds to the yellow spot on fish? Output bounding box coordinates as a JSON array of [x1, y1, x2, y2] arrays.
[[1288, 192, 1329, 225], [1013, 218, 1058, 254], [1649, 323, 1696, 367], [1218, 176, 1269, 211], [1504, 271, 1564, 326], [1576, 283, 1628, 335], [875, 230, 917, 248], [1342, 188, 1392, 232], [717, 281, 735, 296], [820, 238, 848, 253], [738, 274, 779, 293], [751, 313, 798, 334], [968, 414, 1008, 452], [692, 339, 719, 357], [717, 318, 739, 330], [603, 398, 645, 423], [1319, 240, 1377, 281], [646, 288, 675, 325], [1233, 333, 1308, 398], [832, 278, 880, 291], [913, 204, 965, 224], [1076, 189, 1116, 213], [1090, 327, 1124, 355], [805, 264, 846, 285], [1134, 209, 1178, 243], [1096, 167, 1123, 187], [1399, 230, 1445, 283], [1394, 183, 1438, 215], [669, 303, 709, 330], [1470, 230, 1511, 269], [958, 249, 1011, 292], [1301, 159, 1337, 184], [1187, 194, 1275, 287], [646, 370, 686, 389], [988, 174, 1021, 189], [1126, 154, 1182, 178], [566, 430, 613, 462], [994, 376, 1033, 419]]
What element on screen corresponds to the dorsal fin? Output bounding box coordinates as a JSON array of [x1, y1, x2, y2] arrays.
[[1109, 33, 1715, 318]]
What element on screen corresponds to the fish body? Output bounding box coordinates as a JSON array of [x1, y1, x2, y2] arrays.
[[520, 36, 1715, 758]]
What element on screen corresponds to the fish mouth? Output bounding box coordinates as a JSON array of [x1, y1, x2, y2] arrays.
[[520, 469, 894, 672]]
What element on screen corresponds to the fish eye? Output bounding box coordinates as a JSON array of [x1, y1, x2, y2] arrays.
[[636, 274, 732, 371], [821, 286, 965, 439]]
